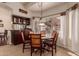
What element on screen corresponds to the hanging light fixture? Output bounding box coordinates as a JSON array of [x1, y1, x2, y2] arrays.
[[40, 2, 43, 20], [37, 2, 43, 20]]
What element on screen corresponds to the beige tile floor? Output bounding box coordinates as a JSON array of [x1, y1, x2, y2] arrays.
[[0, 44, 77, 56]]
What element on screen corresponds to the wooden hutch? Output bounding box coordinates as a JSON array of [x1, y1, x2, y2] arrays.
[[11, 15, 30, 45]]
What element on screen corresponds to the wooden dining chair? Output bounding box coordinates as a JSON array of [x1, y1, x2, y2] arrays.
[[21, 31, 31, 53], [30, 34, 42, 56], [51, 31, 58, 55], [44, 31, 58, 56], [53, 31, 58, 53]]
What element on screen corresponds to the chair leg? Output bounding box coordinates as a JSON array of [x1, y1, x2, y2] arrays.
[[40, 49, 42, 56], [31, 48, 32, 56], [52, 46, 53, 56], [55, 45, 57, 53], [23, 44, 25, 53]]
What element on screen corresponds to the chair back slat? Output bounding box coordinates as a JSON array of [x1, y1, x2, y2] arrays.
[[52, 31, 58, 45], [55, 32, 58, 43], [30, 34, 41, 47], [21, 31, 25, 41]]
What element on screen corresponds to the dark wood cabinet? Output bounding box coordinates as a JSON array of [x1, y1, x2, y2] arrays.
[[11, 30, 23, 45], [11, 15, 30, 45], [12, 15, 30, 25]]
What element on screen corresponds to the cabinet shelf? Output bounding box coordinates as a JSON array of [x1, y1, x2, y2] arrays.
[[12, 15, 30, 25]]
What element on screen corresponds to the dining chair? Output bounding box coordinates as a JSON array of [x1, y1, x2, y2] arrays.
[[44, 31, 58, 56], [53, 31, 58, 53], [30, 34, 42, 56], [51, 31, 58, 55], [21, 30, 31, 53]]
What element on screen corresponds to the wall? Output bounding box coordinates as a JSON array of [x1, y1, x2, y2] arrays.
[[0, 3, 12, 31], [5, 2, 32, 18], [0, 3, 12, 44]]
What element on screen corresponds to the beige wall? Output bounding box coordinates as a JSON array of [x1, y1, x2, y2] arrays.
[[0, 3, 12, 31], [5, 2, 32, 18]]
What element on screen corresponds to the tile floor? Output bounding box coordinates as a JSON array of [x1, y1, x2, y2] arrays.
[[0, 44, 77, 56]]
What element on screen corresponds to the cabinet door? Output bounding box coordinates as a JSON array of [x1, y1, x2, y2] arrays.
[[11, 30, 16, 45], [17, 31, 23, 44], [11, 30, 23, 45], [25, 18, 30, 25]]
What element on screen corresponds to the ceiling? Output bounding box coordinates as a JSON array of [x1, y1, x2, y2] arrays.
[[23, 2, 65, 12], [1, 2, 66, 12]]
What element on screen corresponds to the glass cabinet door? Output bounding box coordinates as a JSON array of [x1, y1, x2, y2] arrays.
[[12, 15, 30, 30]]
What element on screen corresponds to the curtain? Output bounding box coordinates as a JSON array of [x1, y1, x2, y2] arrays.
[[58, 14, 67, 48], [66, 4, 79, 54], [70, 7, 79, 53], [66, 9, 72, 49], [58, 4, 79, 54]]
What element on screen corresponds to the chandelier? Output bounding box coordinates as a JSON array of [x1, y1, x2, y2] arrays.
[[37, 2, 43, 20]]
